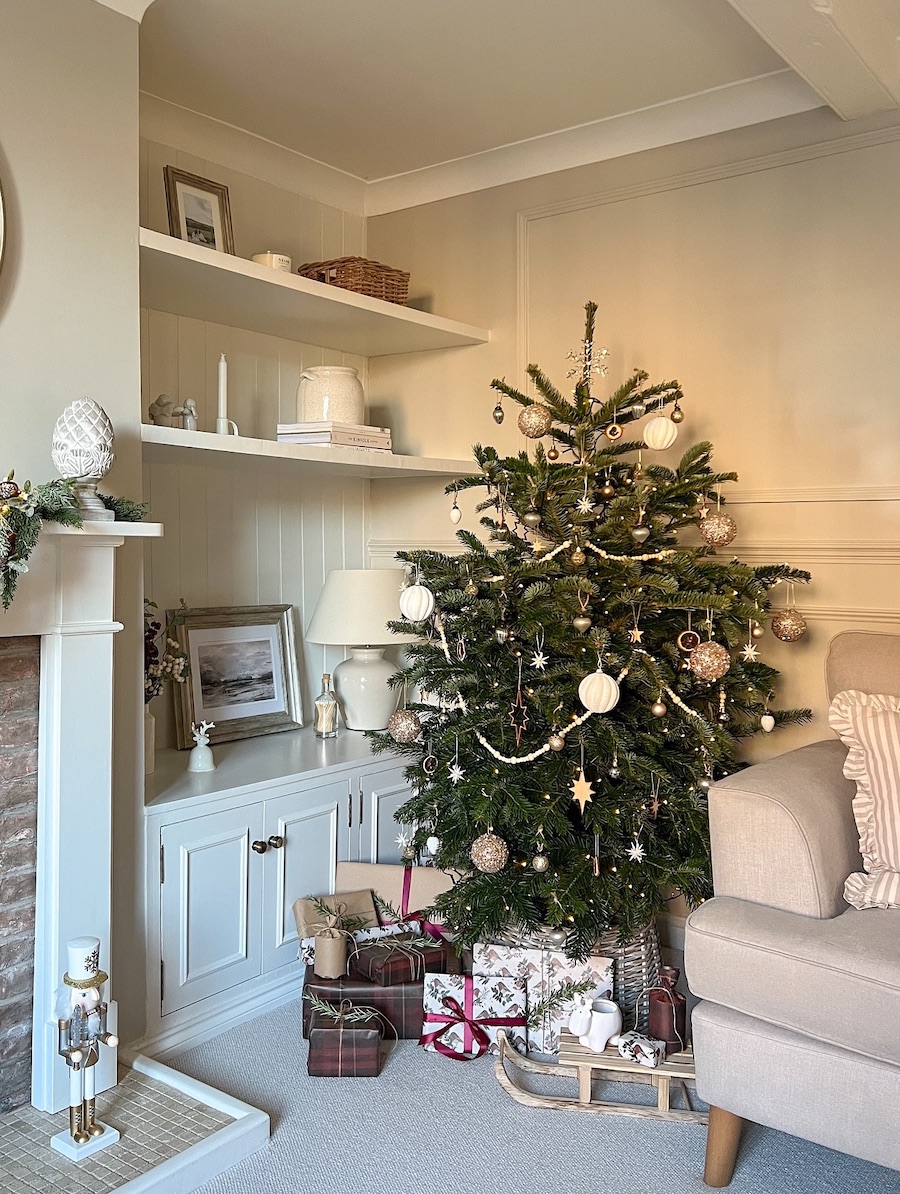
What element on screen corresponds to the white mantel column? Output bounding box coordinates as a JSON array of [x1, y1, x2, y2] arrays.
[[0, 521, 161, 1113]]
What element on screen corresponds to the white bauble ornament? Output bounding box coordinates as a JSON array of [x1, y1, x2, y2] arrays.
[[578, 667, 620, 714], [449, 501, 462, 525], [643, 416, 678, 451], [760, 713, 776, 733], [426, 835, 441, 854], [399, 583, 435, 623], [51, 398, 115, 479]]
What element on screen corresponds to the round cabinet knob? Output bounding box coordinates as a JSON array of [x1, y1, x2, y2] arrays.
[[268, 835, 285, 849], [251, 840, 268, 854]]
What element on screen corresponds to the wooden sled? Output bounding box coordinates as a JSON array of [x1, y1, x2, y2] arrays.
[[494, 1029, 708, 1123]]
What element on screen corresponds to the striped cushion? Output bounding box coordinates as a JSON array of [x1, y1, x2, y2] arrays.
[[829, 690, 900, 910]]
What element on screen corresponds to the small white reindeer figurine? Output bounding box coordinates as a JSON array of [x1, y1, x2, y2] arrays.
[[187, 720, 216, 772]]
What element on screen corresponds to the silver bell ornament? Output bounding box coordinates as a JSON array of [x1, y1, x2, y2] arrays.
[[387, 708, 422, 744]]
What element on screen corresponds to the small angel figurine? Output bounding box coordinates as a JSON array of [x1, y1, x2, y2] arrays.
[[148, 394, 175, 426], [187, 720, 216, 772], [172, 398, 198, 431]]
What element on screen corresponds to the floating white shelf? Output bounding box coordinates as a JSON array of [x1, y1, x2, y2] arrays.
[[141, 423, 475, 479], [139, 228, 490, 356]]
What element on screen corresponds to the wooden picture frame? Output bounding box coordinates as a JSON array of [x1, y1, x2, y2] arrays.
[[168, 604, 302, 748], [163, 166, 235, 254]]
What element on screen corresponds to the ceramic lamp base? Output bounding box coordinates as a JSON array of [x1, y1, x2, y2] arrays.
[[333, 648, 398, 731]]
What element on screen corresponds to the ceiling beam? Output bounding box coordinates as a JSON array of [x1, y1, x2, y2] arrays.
[[724, 0, 900, 119]]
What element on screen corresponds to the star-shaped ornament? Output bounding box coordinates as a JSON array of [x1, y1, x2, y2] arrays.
[[740, 641, 760, 662], [649, 797, 661, 818], [628, 626, 644, 644], [627, 838, 646, 863], [531, 648, 548, 671], [447, 762, 465, 785], [509, 690, 530, 746], [569, 768, 595, 813], [576, 496, 594, 515]]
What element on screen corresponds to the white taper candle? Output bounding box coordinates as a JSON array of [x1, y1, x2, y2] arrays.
[[217, 353, 227, 421]]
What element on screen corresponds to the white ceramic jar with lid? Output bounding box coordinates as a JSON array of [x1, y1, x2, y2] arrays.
[[298, 366, 365, 424]]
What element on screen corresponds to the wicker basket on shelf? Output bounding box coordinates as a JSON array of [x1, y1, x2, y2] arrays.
[[297, 256, 410, 305]]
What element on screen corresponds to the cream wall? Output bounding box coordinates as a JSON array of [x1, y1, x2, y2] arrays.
[[0, 1, 147, 1052], [367, 104, 900, 765]]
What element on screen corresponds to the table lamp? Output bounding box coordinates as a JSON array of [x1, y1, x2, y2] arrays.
[[305, 568, 419, 731]]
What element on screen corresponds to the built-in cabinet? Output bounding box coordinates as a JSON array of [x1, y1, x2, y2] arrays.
[[139, 230, 487, 1055]]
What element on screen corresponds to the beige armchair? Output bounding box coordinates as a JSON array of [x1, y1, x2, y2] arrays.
[[684, 631, 900, 1186]]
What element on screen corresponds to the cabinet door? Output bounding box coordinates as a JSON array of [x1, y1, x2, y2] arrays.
[[358, 763, 412, 864], [160, 804, 265, 1016], [261, 776, 352, 973]]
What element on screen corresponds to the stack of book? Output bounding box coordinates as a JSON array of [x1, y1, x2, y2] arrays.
[[276, 422, 392, 451]]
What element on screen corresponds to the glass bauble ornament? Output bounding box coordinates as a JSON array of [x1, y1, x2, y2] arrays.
[[631, 400, 646, 418], [546, 927, 567, 946], [760, 712, 776, 733], [643, 415, 678, 451], [492, 402, 505, 424], [532, 854, 550, 873], [51, 398, 115, 480], [517, 404, 553, 438], [464, 579, 478, 597], [599, 481, 616, 500], [387, 708, 421, 743], [771, 609, 807, 642], [547, 445, 560, 461], [572, 614, 592, 633], [548, 732, 565, 751], [689, 641, 731, 681], [631, 526, 650, 544], [604, 423, 623, 441], [449, 499, 462, 525], [571, 547, 586, 566], [651, 699, 667, 718], [399, 582, 435, 622], [608, 765, 620, 779], [699, 511, 737, 548], [578, 666, 620, 713], [470, 831, 509, 873], [670, 403, 685, 424], [750, 621, 765, 640], [522, 509, 542, 528]]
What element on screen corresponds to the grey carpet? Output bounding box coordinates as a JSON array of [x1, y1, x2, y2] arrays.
[[172, 999, 899, 1194]]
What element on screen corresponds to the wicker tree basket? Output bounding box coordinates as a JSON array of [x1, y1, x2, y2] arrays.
[[297, 256, 410, 305]]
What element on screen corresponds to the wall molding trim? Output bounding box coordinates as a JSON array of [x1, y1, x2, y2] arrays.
[[797, 605, 900, 626], [729, 484, 900, 505], [737, 541, 900, 566], [368, 539, 462, 564]]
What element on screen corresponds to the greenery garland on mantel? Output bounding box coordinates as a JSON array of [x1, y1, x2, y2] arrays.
[[0, 472, 147, 609]]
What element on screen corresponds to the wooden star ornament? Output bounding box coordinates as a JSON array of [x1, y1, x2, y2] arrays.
[[570, 768, 595, 813]]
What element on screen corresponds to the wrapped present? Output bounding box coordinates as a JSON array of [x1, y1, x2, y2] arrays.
[[302, 967, 425, 1040], [352, 933, 449, 986], [307, 1001, 385, 1077], [421, 973, 527, 1060], [335, 862, 457, 936], [313, 916, 347, 979], [299, 921, 409, 968], [292, 888, 378, 941], [473, 941, 613, 1054]]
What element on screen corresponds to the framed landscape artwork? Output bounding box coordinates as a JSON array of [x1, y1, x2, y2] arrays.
[[163, 166, 235, 254], [169, 604, 302, 748]]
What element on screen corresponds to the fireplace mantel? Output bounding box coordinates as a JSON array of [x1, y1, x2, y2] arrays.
[[1, 519, 162, 1112]]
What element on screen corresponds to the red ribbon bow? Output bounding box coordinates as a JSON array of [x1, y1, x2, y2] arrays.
[[420, 976, 525, 1061], [384, 865, 447, 940]]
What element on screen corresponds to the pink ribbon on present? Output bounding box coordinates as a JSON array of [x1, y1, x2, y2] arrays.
[[383, 865, 448, 940], [419, 975, 526, 1061]]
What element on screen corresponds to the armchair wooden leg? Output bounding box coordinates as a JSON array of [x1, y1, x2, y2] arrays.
[[704, 1106, 744, 1188]]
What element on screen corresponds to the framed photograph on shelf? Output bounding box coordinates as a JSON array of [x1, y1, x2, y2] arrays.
[[169, 604, 302, 748], [163, 166, 234, 254]]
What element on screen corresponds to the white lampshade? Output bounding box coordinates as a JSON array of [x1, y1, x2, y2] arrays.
[[305, 568, 419, 731]]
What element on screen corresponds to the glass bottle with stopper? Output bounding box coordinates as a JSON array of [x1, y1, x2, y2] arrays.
[[314, 673, 339, 739]]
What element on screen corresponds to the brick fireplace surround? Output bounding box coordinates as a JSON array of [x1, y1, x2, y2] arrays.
[[0, 636, 39, 1112]]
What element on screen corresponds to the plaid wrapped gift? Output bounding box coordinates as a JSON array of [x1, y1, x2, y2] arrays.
[[307, 1004, 384, 1077], [472, 941, 613, 1054], [420, 973, 527, 1060], [302, 967, 425, 1040], [352, 933, 450, 986]]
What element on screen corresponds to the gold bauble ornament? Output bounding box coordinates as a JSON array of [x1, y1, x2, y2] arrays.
[[750, 621, 765, 640], [522, 509, 542, 528], [651, 699, 668, 718], [670, 403, 685, 424], [599, 481, 616, 500], [470, 831, 509, 873], [464, 579, 479, 597], [771, 608, 808, 642], [531, 854, 550, 873], [387, 709, 422, 743], [631, 526, 650, 544], [571, 547, 586, 566], [572, 614, 592, 633], [517, 404, 553, 439], [699, 511, 738, 548], [689, 641, 731, 681], [548, 732, 565, 751], [547, 445, 560, 461]]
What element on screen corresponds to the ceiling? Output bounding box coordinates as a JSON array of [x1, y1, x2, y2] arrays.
[[137, 0, 900, 201]]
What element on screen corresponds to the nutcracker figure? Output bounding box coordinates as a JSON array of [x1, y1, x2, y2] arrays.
[[51, 936, 120, 1158]]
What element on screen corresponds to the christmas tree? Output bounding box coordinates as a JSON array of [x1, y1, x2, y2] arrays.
[[371, 303, 810, 959]]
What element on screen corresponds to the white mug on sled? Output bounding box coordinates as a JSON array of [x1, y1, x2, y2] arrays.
[[579, 998, 623, 1053]]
